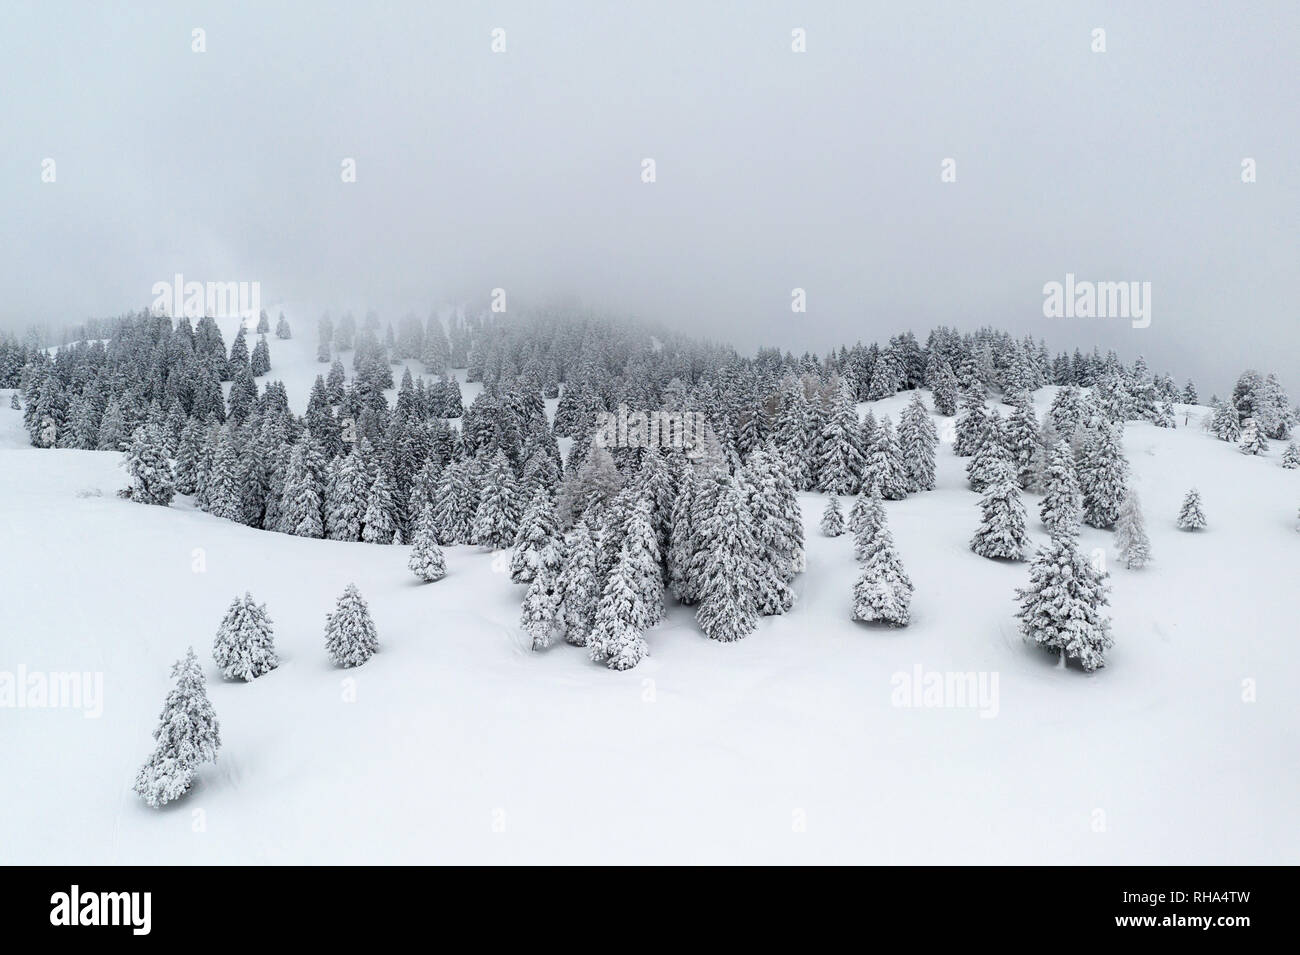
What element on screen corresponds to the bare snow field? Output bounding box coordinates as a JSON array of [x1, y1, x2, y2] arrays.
[[2, 319, 1297, 864]]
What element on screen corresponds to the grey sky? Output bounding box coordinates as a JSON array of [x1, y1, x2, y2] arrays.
[[3, 1, 1296, 397]]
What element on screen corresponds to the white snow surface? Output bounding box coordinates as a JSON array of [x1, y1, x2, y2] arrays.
[[2, 321, 1297, 863]]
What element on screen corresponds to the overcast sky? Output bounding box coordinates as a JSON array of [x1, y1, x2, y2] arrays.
[[3, 1, 1296, 397]]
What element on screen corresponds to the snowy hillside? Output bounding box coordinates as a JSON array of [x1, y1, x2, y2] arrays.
[[2, 321, 1296, 864]]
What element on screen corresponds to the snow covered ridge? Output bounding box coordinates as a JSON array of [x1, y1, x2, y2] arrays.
[[3, 311, 1299, 855]]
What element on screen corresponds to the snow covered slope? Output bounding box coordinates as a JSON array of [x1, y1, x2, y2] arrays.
[[2, 342, 1297, 863]]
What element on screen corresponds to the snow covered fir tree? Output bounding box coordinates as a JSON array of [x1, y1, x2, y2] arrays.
[[970, 459, 1030, 560], [1016, 534, 1114, 671], [213, 592, 279, 681], [134, 648, 221, 807], [408, 506, 448, 582], [852, 506, 913, 627], [1178, 488, 1208, 531], [820, 494, 846, 536], [324, 583, 379, 667], [1115, 488, 1152, 570]]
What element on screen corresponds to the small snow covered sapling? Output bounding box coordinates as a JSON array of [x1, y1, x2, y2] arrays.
[[1177, 488, 1207, 531], [324, 583, 379, 667], [820, 495, 846, 537], [213, 592, 278, 681], [1280, 442, 1299, 469], [134, 648, 221, 808]]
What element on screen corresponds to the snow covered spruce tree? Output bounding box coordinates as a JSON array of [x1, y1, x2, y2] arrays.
[[521, 539, 565, 650], [970, 459, 1029, 560], [510, 488, 558, 584], [212, 592, 278, 681], [619, 497, 664, 626], [558, 520, 600, 646], [853, 490, 886, 562], [848, 490, 872, 536], [588, 500, 661, 669], [932, 365, 960, 419], [173, 417, 203, 495], [1016, 534, 1113, 671], [431, 460, 479, 545], [408, 505, 447, 582], [325, 446, 370, 541], [821, 494, 846, 537], [324, 583, 379, 667], [666, 465, 701, 603], [694, 478, 761, 642], [361, 467, 399, 544], [472, 451, 522, 549], [1283, 441, 1300, 469], [1177, 488, 1207, 530], [953, 389, 987, 457], [816, 382, 864, 495], [1048, 385, 1085, 442], [1210, 400, 1241, 442], [121, 424, 174, 506], [1039, 440, 1081, 537], [741, 446, 801, 615], [134, 648, 221, 807], [203, 426, 242, 522], [1114, 487, 1151, 569], [898, 392, 938, 492], [852, 506, 913, 626], [1078, 421, 1128, 529], [965, 409, 1006, 492], [279, 441, 325, 538], [1239, 417, 1269, 456], [1005, 396, 1040, 489], [862, 414, 909, 500]]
